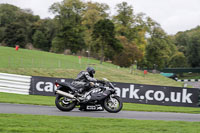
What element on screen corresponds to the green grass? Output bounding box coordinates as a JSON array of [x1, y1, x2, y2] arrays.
[[1, 46, 198, 114], [0, 114, 200, 133], [0, 92, 54, 106], [1, 92, 200, 114], [0, 46, 183, 87]]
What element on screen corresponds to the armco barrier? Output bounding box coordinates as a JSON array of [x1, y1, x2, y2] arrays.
[[30, 76, 200, 107], [0, 73, 31, 95], [175, 78, 200, 82]]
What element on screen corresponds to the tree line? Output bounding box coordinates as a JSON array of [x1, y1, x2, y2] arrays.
[[0, 0, 199, 69]]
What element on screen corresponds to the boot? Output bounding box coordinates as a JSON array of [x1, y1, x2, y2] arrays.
[[74, 88, 84, 97], [78, 88, 84, 94]]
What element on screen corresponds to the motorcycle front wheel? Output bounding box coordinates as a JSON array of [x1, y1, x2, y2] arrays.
[[55, 95, 76, 111], [103, 96, 123, 113]]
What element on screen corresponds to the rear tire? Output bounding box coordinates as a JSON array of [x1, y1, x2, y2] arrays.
[[103, 96, 123, 113], [55, 95, 76, 111]]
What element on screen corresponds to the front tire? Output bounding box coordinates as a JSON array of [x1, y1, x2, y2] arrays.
[[55, 95, 76, 111], [103, 96, 123, 113]]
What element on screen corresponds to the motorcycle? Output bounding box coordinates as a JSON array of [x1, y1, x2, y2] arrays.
[[54, 78, 123, 113]]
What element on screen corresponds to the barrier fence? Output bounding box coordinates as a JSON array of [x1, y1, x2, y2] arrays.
[[0, 73, 31, 95], [0, 72, 200, 107], [0, 56, 92, 69], [0, 56, 119, 71]]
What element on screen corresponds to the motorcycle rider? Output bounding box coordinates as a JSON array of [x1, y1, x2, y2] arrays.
[[71, 66, 97, 95]]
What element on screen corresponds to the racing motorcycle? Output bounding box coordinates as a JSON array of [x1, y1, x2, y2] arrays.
[[54, 78, 123, 113]]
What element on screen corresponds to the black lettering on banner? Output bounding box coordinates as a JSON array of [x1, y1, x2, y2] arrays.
[[30, 76, 200, 107]]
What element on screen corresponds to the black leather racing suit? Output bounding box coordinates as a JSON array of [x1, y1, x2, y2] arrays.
[[71, 71, 97, 93]]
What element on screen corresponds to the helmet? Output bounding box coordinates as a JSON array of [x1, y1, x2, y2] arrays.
[[86, 67, 95, 77]]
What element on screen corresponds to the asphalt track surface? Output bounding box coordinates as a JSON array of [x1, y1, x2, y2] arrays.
[[0, 103, 200, 122]]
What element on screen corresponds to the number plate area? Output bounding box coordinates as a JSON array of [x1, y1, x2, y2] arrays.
[[81, 104, 104, 111]]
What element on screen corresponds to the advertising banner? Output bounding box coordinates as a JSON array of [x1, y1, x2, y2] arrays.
[[30, 76, 72, 96], [30, 76, 200, 107], [113, 82, 199, 107]]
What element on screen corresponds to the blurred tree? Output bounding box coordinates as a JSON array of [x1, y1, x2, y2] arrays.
[[0, 27, 6, 43], [113, 2, 135, 40], [0, 4, 19, 27], [50, 0, 86, 53], [93, 19, 122, 64], [0, 4, 40, 47], [0, 4, 20, 45], [31, 19, 56, 51], [51, 36, 65, 52], [32, 30, 49, 51], [4, 22, 27, 47], [187, 31, 200, 67], [169, 52, 188, 68], [82, 2, 109, 54], [113, 2, 149, 66], [113, 36, 143, 67], [173, 26, 200, 67], [146, 27, 175, 69], [174, 32, 189, 55]]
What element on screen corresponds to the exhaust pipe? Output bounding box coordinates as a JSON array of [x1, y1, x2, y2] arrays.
[[56, 90, 75, 99]]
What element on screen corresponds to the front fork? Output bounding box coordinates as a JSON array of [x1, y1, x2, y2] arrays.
[[110, 95, 115, 103], [109, 94, 119, 105]]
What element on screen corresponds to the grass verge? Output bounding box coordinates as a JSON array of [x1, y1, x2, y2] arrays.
[[0, 92, 200, 114], [0, 114, 200, 133], [0, 46, 183, 87]]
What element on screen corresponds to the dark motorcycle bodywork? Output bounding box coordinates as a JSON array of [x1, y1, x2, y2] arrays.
[[55, 80, 122, 112]]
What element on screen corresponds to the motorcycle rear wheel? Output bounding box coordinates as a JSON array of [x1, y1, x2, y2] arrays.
[[103, 96, 123, 113], [55, 95, 76, 111]]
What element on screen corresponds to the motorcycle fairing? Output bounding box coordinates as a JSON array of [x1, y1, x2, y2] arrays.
[[89, 90, 111, 101]]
